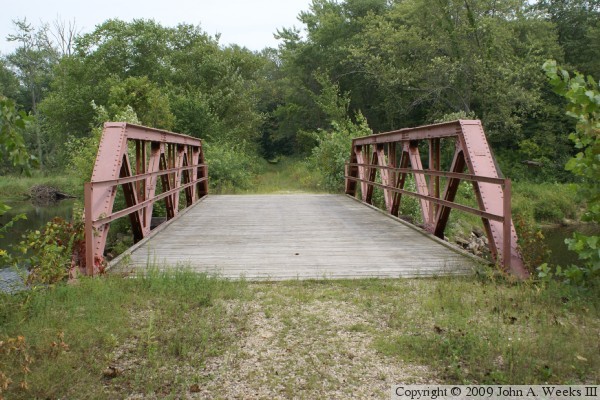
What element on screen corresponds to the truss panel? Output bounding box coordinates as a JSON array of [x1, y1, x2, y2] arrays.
[[345, 120, 527, 278], [84, 123, 208, 275]]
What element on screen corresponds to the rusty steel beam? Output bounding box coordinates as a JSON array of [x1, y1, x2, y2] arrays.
[[345, 163, 506, 184], [345, 119, 527, 278], [344, 148, 358, 196], [90, 178, 208, 226], [84, 123, 208, 276], [433, 149, 467, 238], [390, 151, 410, 217], [345, 176, 504, 222], [352, 120, 464, 146], [104, 122, 202, 145], [376, 145, 393, 212], [407, 142, 431, 227]]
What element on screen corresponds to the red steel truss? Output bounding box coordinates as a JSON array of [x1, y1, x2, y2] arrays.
[[345, 119, 528, 278], [84, 123, 208, 275]]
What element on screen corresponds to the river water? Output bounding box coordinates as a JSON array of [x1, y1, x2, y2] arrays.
[[542, 223, 600, 266], [0, 198, 597, 292], [0, 198, 76, 292]]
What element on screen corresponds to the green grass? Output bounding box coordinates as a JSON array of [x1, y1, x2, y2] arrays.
[[0, 172, 81, 199], [0, 269, 249, 399], [368, 277, 599, 384], [512, 182, 583, 224], [1, 274, 598, 398], [239, 157, 326, 194]]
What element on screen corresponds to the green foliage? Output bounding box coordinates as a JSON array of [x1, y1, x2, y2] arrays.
[[0, 97, 35, 173], [254, 0, 595, 187], [434, 111, 477, 123], [514, 214, 551, 274], [0, 96, 35, 265], [15, 217, 84, 285], [308, 112, 371, 192], [204, 142, 257, 193], [543, 60, 600, 283], [271, 0, 580, 183], [311, 70, 350, 124], [536, 0, 600, 78], [0, 270, 248, 399], [302, 74, 373, 192], [0, 3, 597, 184], [106, 76, 174, 130], [40, 19, 263, 163], [66, 102, 140, 185], [0, 59, 20, 100], [6, 19, 60, 167], [244, 157, 323, 194], [512, 182, 581, 223]]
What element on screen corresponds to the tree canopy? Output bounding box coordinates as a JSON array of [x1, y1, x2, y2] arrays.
[[0, 1, 597, 181]]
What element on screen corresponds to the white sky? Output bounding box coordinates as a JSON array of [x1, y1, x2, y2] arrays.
[[0, 0, 312, 55]]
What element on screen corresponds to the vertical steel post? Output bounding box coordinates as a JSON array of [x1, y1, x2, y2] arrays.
[[503, 179, 512, 272], [428, 139, 440, 225], [84, 182, 94, 276], [433, 139, 440, 213]]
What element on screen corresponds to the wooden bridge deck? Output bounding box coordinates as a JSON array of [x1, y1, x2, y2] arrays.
[[112, 194, 479, 280]]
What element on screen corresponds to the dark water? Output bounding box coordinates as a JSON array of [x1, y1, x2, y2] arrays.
[[0, 198, 77, 292], [0, 198, 76, 253], [543, 223, 600, 266]]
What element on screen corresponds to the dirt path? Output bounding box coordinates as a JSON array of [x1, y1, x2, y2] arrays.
[[191, 285, 433, 399]]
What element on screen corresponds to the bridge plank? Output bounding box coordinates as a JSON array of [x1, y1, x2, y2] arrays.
[[113, 194, 479, 280]]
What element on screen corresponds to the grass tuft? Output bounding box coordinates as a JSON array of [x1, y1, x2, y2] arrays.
[[0, 269, 248, 399]]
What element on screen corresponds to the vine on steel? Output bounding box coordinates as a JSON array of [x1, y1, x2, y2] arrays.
[[83, 123, 208, 275], [345, 119, 528, 278]]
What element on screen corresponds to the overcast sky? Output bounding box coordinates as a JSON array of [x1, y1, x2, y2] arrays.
[[0, 0, 312, 55]]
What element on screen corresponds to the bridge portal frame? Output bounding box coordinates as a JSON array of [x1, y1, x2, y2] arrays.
[[83, 122, 208, 276], [345, 119, 528, 278]]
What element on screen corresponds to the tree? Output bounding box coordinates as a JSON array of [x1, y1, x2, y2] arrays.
[[0, 96, 34, 261], [0, 59, 20, 100], [39, 19, 265, 171], [51, 17, 79, 57], [536, 0, 600, 78], [6, 18, 59, 167], [271, 0, 390, 153], [273, 0, 573, 181], [0, 96, 34, 172], [107, 76, 174, 130]]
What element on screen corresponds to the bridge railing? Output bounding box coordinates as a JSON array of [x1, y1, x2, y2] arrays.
[[84, 123, 208, 276], [344, 119, 527, 278]]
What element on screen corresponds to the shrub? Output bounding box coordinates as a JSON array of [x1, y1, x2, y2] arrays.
[[204, 142, 257, 193], [543, 60, 599, 284], [308, 113, 371, 192], [15, 216, 87, 285]]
